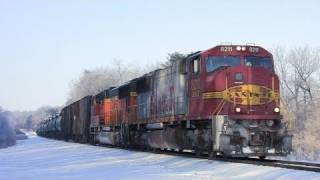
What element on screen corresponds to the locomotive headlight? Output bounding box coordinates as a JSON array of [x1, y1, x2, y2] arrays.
[[236, 46, 241, 51], [267, 120, 274, 127], [235, 107, 241, 112], [241, 46, 246, 51], [274, 107, 280, 113]]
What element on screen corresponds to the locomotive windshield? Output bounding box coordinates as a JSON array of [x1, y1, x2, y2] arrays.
[[245, 56, 274, 71], [206, 56, 241, 72]]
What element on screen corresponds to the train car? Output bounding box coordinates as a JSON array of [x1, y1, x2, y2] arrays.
[[90, 98, 100, 134], [98, 88, 121, 145], [71, 100, 80, 141], [109, 88, 120, 126], [36, 114, 61, 139], [95, 80, 139, 146], [90, 89, 105, 143], [89, 89, 109, 142], [118, 80, 139, 124], [61, 105, 73, 141], [127, 82, 138, 123], [77, 96, 92, 143], [37, 44, 292, 159], [137, 73, 152, 122], [64, 96, 92, 143], [54, 114, 62, 139]]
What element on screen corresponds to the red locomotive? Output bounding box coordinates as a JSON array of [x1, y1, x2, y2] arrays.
[[37, 44, 292, 158]]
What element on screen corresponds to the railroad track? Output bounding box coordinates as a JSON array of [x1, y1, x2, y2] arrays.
[[147, 149, 320, 173], [215, 157, 320, 173], [83, 141, 320, 173]]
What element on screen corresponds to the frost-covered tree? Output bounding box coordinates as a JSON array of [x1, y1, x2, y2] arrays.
[[66, 60, 144, 104], [8, 106, 60, 131], [273, 46, 320, 130], [30, 106, 60, 129], [273, 45, 320, 161], [162, 52, 187, 68]]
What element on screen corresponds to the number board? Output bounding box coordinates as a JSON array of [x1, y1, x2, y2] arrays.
[[249, 47, 259, 53], [220, 46, 233, 52]]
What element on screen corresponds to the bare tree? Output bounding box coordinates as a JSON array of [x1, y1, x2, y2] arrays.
[[273, 46, 320, 129], [273, 45, 320, 161], [66, 60, 144, 104], [30, 106, 60, 129], [1, 60, 159, 131], [162, 52, 187, 68]]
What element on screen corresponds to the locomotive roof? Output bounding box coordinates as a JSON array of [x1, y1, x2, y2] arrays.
[[200, 45, 272, 57], [185, 51, 202, 60]]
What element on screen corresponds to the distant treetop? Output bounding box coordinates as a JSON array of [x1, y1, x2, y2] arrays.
[[162, 52, 187, 68]]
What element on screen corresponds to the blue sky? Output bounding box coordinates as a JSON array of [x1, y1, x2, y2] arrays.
[[0, 0, 319, 111]]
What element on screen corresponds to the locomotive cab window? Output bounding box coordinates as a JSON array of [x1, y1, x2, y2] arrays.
[[206, 56, 240, 72], [245, 56, 274, 71], [191, 58, 200, 74]]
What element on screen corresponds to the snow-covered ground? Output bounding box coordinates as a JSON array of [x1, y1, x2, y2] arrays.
[[0, 134, 319, 180]]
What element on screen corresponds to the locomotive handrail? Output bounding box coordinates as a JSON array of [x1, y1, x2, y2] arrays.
[[212, 99, 226, 115]]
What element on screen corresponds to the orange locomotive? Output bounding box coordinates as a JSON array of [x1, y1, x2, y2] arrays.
[[37, 44, 292, 158]]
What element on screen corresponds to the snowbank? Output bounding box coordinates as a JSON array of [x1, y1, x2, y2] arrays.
[[0, 112, 16, 148], [15, 129, 28, 140], [0, 135, 319, 180]]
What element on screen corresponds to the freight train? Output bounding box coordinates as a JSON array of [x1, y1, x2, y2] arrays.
[[37, 44, 292, 159]]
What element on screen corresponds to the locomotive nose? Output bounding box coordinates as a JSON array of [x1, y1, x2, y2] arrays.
[[227, 67, 280, 117]]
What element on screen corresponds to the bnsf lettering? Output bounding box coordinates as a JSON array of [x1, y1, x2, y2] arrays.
[[220, 46, 233, 52]]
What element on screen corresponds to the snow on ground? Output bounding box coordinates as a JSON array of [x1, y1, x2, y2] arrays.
[[0, 135, 320, 180]]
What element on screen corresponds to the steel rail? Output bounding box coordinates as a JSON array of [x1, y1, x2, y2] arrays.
[[148, 149, 320, 173], [54, 138, 320, 173]]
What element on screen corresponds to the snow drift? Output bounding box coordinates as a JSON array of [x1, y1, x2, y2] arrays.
[[0, 109, 16, 148], [0, 134, 320, 180]]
